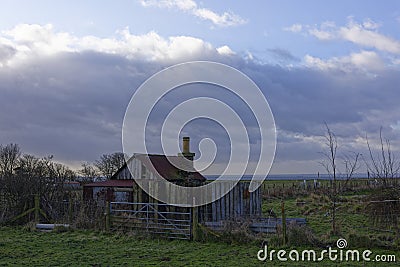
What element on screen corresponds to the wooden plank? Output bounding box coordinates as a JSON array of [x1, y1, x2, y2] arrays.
[[239, 183, 243, 216], [249, 186, 253, 215], [234, 183, 240, 216], [229, 182, 234, 219], [219, 182, 226, 220], [211, 184, 216, 222]]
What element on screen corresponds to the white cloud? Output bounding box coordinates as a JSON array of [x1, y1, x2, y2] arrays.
[[3, 24, 76, 56], [349, 50, 384, 68], [283, 23, 303, 33], [139, 0, 246, 27], [338, 20, 400, 54], [392, 58, 400, 65], [0, 43, 16, 67], [216, 45, 235, 56], [140, 0, 196, 10], [308, 28, 334, 40], [362, 18, 381, 30], [1, 24, 235, 66], [304, 50, 385, 72], [295, 18, 400, 55], [308, 21, 336, 40], [193, 8, 246, 27]]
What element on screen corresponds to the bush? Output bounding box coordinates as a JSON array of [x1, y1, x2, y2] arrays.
[[365, 187, 400, 228], [346, 233, 374, 249], [286, 222, 319, 247], [196, 219, 263, 245]]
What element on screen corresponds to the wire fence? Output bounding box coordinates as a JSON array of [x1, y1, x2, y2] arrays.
[[262, 178, 400, 199], [261, 196, 400, 248], [1, 180, 399, 247], [0, 194, 105, 229]]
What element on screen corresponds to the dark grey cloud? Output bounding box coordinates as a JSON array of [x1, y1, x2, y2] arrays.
[[267, 48, 300, 62], [0, 37, 399, 173], [0, 52, 153, 162]]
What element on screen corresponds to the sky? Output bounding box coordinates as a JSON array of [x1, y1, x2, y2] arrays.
[[1, 1, 400, 175]]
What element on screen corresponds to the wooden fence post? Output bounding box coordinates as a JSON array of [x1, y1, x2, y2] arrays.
[[34, 194, 39, 224], [192, 197, 198, 241], [192, 207, 198, 241], [105, 201, 111, 232], [281, 200, 287, 245], [68, 200, 73, 224]]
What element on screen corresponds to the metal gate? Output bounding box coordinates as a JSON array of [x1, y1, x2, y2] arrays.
[[110, 202, 192, 240]]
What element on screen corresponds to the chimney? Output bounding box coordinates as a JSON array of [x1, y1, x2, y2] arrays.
[[178, 136, 196, 183], [182, 136, 190, 154], [180, 136, 195, 161]]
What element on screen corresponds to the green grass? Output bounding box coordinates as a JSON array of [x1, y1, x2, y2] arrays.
[[0, 227, 399, 266], [0, 227, 259, 267], [1, 180, 399, 266], [262, 186, 400, 249]]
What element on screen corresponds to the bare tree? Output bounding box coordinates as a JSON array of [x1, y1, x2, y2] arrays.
[[320, 124, 361, 234], [363, 128, 400, 240], [342, 152, 361, 189], [365, 127, 400, 187], [94, 152, 126, 179], [0, 147, 77, 223], [0, 143, 21, 177], [320, 123, 339, 234], [79, 162, 98, 183]]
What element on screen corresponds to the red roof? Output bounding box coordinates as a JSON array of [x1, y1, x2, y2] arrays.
[[111, 154, 206, 182], [84, 179, 134, 187], [136, 154, 206, 181]]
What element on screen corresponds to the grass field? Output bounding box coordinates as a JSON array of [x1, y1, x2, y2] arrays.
[[1, 179, 399, 266], [0, 227, 399, 266], [262, 180, 400, 246]]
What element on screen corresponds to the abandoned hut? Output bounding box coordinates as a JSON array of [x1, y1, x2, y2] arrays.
[[83, 137, 262, 225]]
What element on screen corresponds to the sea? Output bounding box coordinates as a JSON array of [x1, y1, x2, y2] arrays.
[[205, 173, 370, 181]]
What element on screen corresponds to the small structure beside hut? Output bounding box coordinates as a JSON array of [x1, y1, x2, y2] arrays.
[[83, 137, 262, 238], [83, 179, 135, 203]]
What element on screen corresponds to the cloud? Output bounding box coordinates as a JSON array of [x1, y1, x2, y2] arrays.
[[216, 45, 235, 55], [140, 0, 196, 10], [139, 0, 247, 27], [1, 24, 236, 66], [283, 23, 303, 33], [304, 50, 385, 72], [3, 24, 75, 56], [362, 18, 381, 30], [268, 48, 299, 62], [308, 28, 335, 40], [192, 8, 246, 27], [1, 24, 400, 174], [338, 20, 400, 54], [292, 18, 400, 54], [286, 18, 400, 74], [0, 23, 243, 167], [0, 43, 16, 66]]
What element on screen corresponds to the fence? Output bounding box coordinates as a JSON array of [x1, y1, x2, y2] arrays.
[[0, 195, 105, 229], [2, 182, 398, 247], [261, 194, 400, 247], [43, 199, 105, 229], [262, 178, 400, 199], [109, 202, 192, 240]]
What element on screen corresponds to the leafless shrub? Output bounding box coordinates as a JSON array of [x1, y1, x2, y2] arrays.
[[366, 188, 400, 228], [365, 128, 400, 187]]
